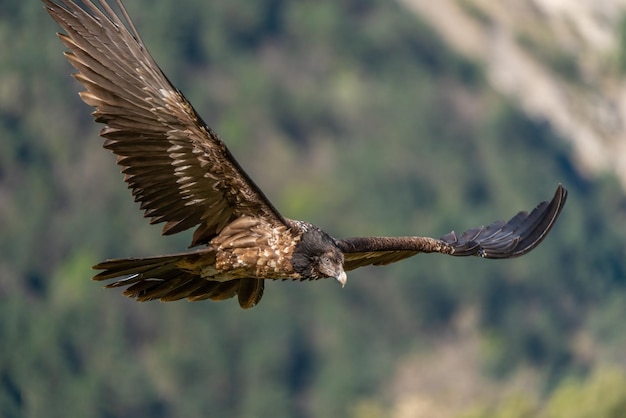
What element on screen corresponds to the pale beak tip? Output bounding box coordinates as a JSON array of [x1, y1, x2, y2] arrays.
[[336, 271, 347, 288]]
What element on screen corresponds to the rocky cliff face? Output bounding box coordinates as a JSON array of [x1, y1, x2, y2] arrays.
[[400, 0, 626, 185]]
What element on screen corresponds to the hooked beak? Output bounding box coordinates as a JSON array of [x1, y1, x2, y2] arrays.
[[335, 270, 347, 288]]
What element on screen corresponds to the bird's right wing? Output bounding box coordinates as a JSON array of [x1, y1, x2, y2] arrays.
[[44, 0, 287, 247], [337, 184, 567, 271]]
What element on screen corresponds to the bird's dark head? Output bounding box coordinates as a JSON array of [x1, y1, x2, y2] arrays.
[[291, 223, 346, 286]]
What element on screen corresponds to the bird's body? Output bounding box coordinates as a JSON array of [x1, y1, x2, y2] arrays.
[[95, 217, 347, 308], [44, 0, 567, 309]]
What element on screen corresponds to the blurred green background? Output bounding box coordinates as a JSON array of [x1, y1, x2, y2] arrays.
[[2, 0, 626, 417]]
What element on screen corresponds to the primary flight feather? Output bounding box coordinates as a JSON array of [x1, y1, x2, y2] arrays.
[[44, 0, 567, 309]]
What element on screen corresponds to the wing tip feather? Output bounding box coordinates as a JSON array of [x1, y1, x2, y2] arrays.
[[443, 183, 567, 258]]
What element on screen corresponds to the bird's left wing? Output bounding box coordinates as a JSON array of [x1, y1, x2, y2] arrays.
[[337, 184, 567, 271], [44, 0, 287, 247]]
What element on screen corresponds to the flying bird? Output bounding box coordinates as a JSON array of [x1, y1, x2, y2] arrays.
[[44, 0, 567, 309]]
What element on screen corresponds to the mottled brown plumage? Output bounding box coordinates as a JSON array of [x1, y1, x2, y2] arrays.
[[45, 0, 567, 309]]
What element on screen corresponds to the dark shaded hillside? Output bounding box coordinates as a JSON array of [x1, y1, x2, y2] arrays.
[[1, 1, 626, 417]]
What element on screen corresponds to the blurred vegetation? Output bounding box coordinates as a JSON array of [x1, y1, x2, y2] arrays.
[[1, 0, 626, 417], [461, 368, 626, 418], [516, 32, 581, 82], [619, 13, 626, 74]]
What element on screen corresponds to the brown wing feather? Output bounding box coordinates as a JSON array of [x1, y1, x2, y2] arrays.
[[338, 184, 567, 271], [44, 0, 286, 246]]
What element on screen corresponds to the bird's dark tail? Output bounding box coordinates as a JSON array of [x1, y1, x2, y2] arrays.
[[92, 250, 264, 308]]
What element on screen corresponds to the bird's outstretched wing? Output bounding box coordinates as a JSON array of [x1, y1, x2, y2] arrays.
[[337, 184, 567, 271], [44, 0, 286, 246]]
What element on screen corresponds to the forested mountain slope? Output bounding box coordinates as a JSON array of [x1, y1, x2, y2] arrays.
[[403, 0, 626, 186], [1, 1, 626, 417]]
